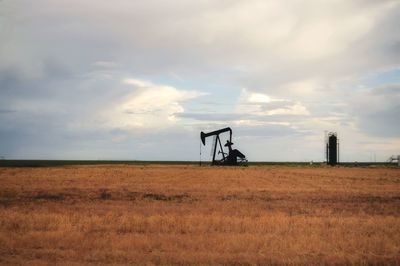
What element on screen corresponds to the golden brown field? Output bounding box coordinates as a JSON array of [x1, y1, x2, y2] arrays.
[[0, 165, 399, 265]]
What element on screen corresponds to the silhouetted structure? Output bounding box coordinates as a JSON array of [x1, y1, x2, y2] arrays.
[[201, 127, 247, 166], [326, 132, 339, 166], [387, 155, 400, 166]]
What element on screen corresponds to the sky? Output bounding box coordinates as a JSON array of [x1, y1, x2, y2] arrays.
[[0, 0, 400, 162]]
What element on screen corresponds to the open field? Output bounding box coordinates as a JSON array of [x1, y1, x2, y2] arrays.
[[0, 165, 400, 265], [0, 160, 396, 167]]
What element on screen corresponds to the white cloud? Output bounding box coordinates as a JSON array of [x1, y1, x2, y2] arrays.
[[246, 92, 272, 103], [237, 88, 310, 116], [103, 79, 207, 129], [267, 104, 310, 116], [92, 61, 120, 69]]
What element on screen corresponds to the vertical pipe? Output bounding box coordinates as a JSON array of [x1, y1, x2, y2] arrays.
[[326, 143, 329, 164], [199, 138, 202, 166]]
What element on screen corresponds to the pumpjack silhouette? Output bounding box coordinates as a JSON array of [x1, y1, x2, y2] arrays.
[[200, 127, 247, 166]]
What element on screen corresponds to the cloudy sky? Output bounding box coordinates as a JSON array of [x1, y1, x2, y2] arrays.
[[1, 0, 399, 162]]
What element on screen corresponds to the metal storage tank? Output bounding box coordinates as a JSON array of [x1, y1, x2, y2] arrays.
[[326, 132, 339, 166]]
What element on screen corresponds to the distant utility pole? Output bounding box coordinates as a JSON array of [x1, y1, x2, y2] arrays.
[[324, 131, 327, 162]]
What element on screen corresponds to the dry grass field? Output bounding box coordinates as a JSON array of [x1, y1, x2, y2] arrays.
[[0, 165, 399, 265]]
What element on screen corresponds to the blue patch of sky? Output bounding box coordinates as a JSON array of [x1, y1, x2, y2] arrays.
[[333, 67, 400, 94], [358, 67, 400, 88]]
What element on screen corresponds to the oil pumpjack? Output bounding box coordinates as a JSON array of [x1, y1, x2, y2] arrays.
[[200, 127, 247, 166]]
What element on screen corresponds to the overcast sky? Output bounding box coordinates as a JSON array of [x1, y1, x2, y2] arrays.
[[1, 0, 399, 162]]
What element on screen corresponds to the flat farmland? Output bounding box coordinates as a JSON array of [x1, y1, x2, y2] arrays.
[[0, 165, 399, 265]]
